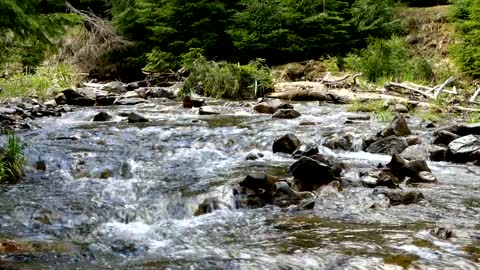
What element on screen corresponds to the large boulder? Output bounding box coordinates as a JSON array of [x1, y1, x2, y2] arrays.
[[381, 115, 411, 137], [446, 135, 480, 163], [434, 130, 460, 146], [96, 93, 117, 106], [253, 99, 293, 114], [365, 135, 408, 155], [290, 156, 336, 191], [401, 144, 431, 160], [272, 133, 302, 154], [272, 109, 301, 119], [101, 81, 126, 93], [61, 88, 96, 106], [373, 188, 425, 206]]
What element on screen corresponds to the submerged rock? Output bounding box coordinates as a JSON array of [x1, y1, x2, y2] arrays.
[[127, 112, 148, 123], [253, 100, 293, 114], [114, 97, 147, 106], [272, 133, 302, 154], [194, 197, 220, 216], [365, 135, 408, 155], [199, 107, 220, 115], [323, 134, 353, 151], [290, 156, 336, 191], [373, 188, 425, 206], [430, 227, 453, 240], [245, 152, 264, 161], [293, 145, 319, 158], [387, 153, 436, 183], [183, 96, 206, 108], [360, 171, 399, 188], [271, 181, 315, 208], [272, 109, 301, 119], [95, 94, 117, 106], [446, 135, 480, 163], [93, 111, 112, 122]]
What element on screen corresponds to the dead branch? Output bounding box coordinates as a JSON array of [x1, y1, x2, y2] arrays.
[[469, 87, 480, 104], [384, 82, 434, 99], [433, 76, 455, 99]]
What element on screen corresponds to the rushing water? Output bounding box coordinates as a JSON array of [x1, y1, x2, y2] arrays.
[[0, 98, 479, 269]]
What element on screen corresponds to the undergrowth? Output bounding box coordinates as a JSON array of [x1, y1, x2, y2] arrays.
[[0, 63, 82, 100], [348, 100, 395, 122], [0, 133, 26, 184]]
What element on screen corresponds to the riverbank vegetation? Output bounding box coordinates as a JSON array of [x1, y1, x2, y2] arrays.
[[0, 133, 25, 183], [0, 0, 480, 107]]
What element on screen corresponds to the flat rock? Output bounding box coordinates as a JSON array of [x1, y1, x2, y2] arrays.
[[254, 99, 293, 114], [114, 98, 148, 106], [290, 156, 336, 191], [446, 135, 480, 163], [373, 188, 425, 206], [365, 135, 408, 155], [127, 112, 148, 123]]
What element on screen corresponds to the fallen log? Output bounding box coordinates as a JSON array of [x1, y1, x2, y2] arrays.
[[433, 76, 455, 99], [384, 82, 434, 99]]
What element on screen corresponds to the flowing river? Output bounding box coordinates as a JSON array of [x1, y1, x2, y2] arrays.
[[0, 98, 479, 269]]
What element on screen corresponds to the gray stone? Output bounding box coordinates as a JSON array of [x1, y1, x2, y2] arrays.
[[394, 104, 409, 113], [272, 133, 302, 154], [93, 111, 112, 122], [254, 100, 293, 114], [434, 130, 460, 146], [446, 135, 480, 163], [373, 188, 425, 206], [365, 135, 409, 155], [272, 109, 301, 119], [127, 112, 148, 123], [381, 115, 411, 137], [290, 156, 336, 191], [114, 98, 148, 106]]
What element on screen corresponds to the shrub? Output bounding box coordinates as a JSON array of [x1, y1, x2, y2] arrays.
[[180, 51, 272, 99], [345, 36, 435, 83], [0, 133, 26, 183]]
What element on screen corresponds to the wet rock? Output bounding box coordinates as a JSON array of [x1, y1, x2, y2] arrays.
[[127, 112, 148, 123], [121, 91, 141, 99], [126, 82, 140, 91], [365, 135, 408, 155], [406, 135, 422, 146], [373, 188, 425, 206], [293, 145, 319, 158], [93, 111, 112, 122], [61, 89, 96, 106], [434, 130, 460, 146], [102, 81, 126, 93], [346, 115, 370, 121], [387, 154, 436, 183], [430, 227, 453, 240], [54, 93, 67, 105], [253, 99, 293, 114], [401, 144, 430, 160], [95, 94, 117, 106], [446, 135, 480, 163], [394, 104, 409, 113], [114, 97, 147, 106], [239, 173, 279, 193], [323, 134, 353, 151], [430, 146, 446, 161], [299, 121, 316, 126], [0, 239, 31, 253], [183, 96, 206, 108], [199, 107, 220, 115], [44, 100, 56, 108], [290, 156, 336, 191], [424, 121, 436, 128], [194, 197, 220, 216], [144, 87, 176, 99], [35, 160, 46, 171], [272, 109, 301, 119], [360, 171, 399, 188], [272, 133, 302, 154], [271, 181, 315, 207], [245, 152, 264, 161], [381, 115, 411, 137]]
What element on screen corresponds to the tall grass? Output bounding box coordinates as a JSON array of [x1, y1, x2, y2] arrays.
[[348, 99, 395, 122], [0, 63, 82, 100], [0, 133, 26, 183]]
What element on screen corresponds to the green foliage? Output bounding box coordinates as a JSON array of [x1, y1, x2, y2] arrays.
[[0, 63, 82, 99], [0, 133, 26, 183], [345, 36, 435, 82], [180, 51, 272, 99], [450, 0, 480, 78], [347, 99, 395, 122]]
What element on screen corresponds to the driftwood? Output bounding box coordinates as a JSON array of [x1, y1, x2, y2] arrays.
[[313, 73, 363, 88], [469, 87, 480, 105], [384, 77, 456, 100]]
